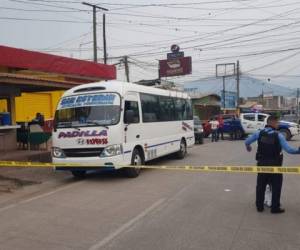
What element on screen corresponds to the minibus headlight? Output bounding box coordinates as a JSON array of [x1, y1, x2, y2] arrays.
[[100, 144, 123, 157], [52, 147, 65, 158]]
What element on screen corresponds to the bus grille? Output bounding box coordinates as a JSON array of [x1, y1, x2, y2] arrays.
[[63, 148, 104, 157]]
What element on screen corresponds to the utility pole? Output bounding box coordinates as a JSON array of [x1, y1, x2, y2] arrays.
[[222, 76, 225, 109], [124, 56, 130, 82], [236, 60, 240, 108], [261, 82, 265, 106], [297, 88, 299, 121], [82, 2, 108, 63], [103, 13, 107, 64]]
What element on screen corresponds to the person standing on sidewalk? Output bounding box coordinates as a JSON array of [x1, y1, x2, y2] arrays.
[[245, 115, 300, 214], [209, 118, 219, 142], [217, 115, 224, 140]]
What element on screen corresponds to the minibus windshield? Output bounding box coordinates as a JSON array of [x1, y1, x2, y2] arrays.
[[54, 93, 121, 129]]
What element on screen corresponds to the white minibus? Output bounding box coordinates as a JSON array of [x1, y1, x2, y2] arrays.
[[52, 80, 194, 178]]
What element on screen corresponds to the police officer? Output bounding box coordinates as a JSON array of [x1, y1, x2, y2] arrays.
[[245, 115, 300, 214]]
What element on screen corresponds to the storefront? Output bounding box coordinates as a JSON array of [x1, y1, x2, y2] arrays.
[[189, 93, 221, 120], [0, 45, 116, 152]]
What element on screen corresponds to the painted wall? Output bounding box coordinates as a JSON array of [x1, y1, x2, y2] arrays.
[[0, 99, 8, 112], [15, 91, 64, 122]]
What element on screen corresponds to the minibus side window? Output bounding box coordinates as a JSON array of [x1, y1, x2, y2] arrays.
[[159, 96, 175, 121], [174, 99, 184, 121], [124, 101, 140, 123], [140, 94, 159, 122]]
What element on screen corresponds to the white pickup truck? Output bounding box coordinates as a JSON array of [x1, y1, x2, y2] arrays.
[[240, 113, 299, 140]]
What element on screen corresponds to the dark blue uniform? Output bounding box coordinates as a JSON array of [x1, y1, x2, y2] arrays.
[[245, 126, 300, 212]]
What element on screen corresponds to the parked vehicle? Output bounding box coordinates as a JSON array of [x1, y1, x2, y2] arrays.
[[194, 116, 204, 144], [52, 81, 194, 178], [202, 114, 245, 139], [223, 118, 245, 139], [240, 112, 299, 140], [212, 114, 236, 120], [282, 114, 300, 124]]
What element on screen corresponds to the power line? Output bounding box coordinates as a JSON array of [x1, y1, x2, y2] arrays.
[[193, 46, 300, 62], [112, 2, 300, 11], [181, 8, 300, 48], [265, 61, 300, 79], [0, 16, 91, 23], [25, 0, 82, 3], [106, 24, 300, 53], [203, 28, 300, 50], [109, 19, 296, 27], [106, 7, 300, 58], [42, 29, 92, 50], [97, 1, 253, 7], [109, 9, 300, 21], [0, 6, 85, 12], [9, 0, 84, 11], [249, 74, 300, 78], [245, 51, 300, 73]]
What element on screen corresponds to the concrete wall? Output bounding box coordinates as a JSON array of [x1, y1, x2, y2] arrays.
[[0, 129, 17, 151]]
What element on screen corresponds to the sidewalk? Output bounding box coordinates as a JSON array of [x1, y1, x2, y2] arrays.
[[0, 149, 51, 162], [0, 149, 57, 194]]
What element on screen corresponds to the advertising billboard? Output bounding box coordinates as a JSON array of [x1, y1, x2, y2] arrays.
[[221, 90, 237, 109], [159, 56, 192, 77]]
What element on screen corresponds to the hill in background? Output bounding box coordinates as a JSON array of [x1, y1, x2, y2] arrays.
[[183, 75, 296, 97]]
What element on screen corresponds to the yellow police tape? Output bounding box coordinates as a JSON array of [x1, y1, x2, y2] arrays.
[[0, 161, 300, 174]]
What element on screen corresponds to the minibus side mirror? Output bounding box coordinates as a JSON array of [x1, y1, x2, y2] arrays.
[[125, 110, 135, 124]]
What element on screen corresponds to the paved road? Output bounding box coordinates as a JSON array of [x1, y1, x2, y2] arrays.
[[0, 138, 300, 250]]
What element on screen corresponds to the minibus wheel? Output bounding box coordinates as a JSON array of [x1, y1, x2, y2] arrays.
[[71, 170, 86, 179], [176, 139, 187, 159], [124, 148, 143, 178]]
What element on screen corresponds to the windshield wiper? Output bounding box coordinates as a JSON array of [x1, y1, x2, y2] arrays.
[[86, 120, 109, 129], [57, 121, 109, 129], [57, 122, 82, 130], [56, 121, 72, 128]]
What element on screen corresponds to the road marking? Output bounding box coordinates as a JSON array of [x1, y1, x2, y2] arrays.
[[0, 181, 83, 213], [0, 204, 16, 212], [20, 181, 82, 204], [89, 198, 166, 250]]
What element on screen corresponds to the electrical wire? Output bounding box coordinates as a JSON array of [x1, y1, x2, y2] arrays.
[[0, 16, 90, 23], [245, 51, 300, 73], [8, 0, 84, 11]]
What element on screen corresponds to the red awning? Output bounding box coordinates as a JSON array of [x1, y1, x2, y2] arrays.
[[0, 45, 116, 80]]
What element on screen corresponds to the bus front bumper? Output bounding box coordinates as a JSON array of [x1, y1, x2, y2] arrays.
[[53, 155, 127, 171]]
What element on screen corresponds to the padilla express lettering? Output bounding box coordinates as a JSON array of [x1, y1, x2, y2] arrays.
[[58, 130, 107, 139]]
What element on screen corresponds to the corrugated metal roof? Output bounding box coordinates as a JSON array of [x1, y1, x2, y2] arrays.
[[0, 45, 116, 80], [0, 72, 78, 84], [0, 73, 79, 91]]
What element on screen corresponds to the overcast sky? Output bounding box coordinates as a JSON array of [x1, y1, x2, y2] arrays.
[[1, 0, 300, 90]]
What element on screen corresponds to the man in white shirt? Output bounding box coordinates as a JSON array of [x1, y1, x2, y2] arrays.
[[209, 118, 219, 142]]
